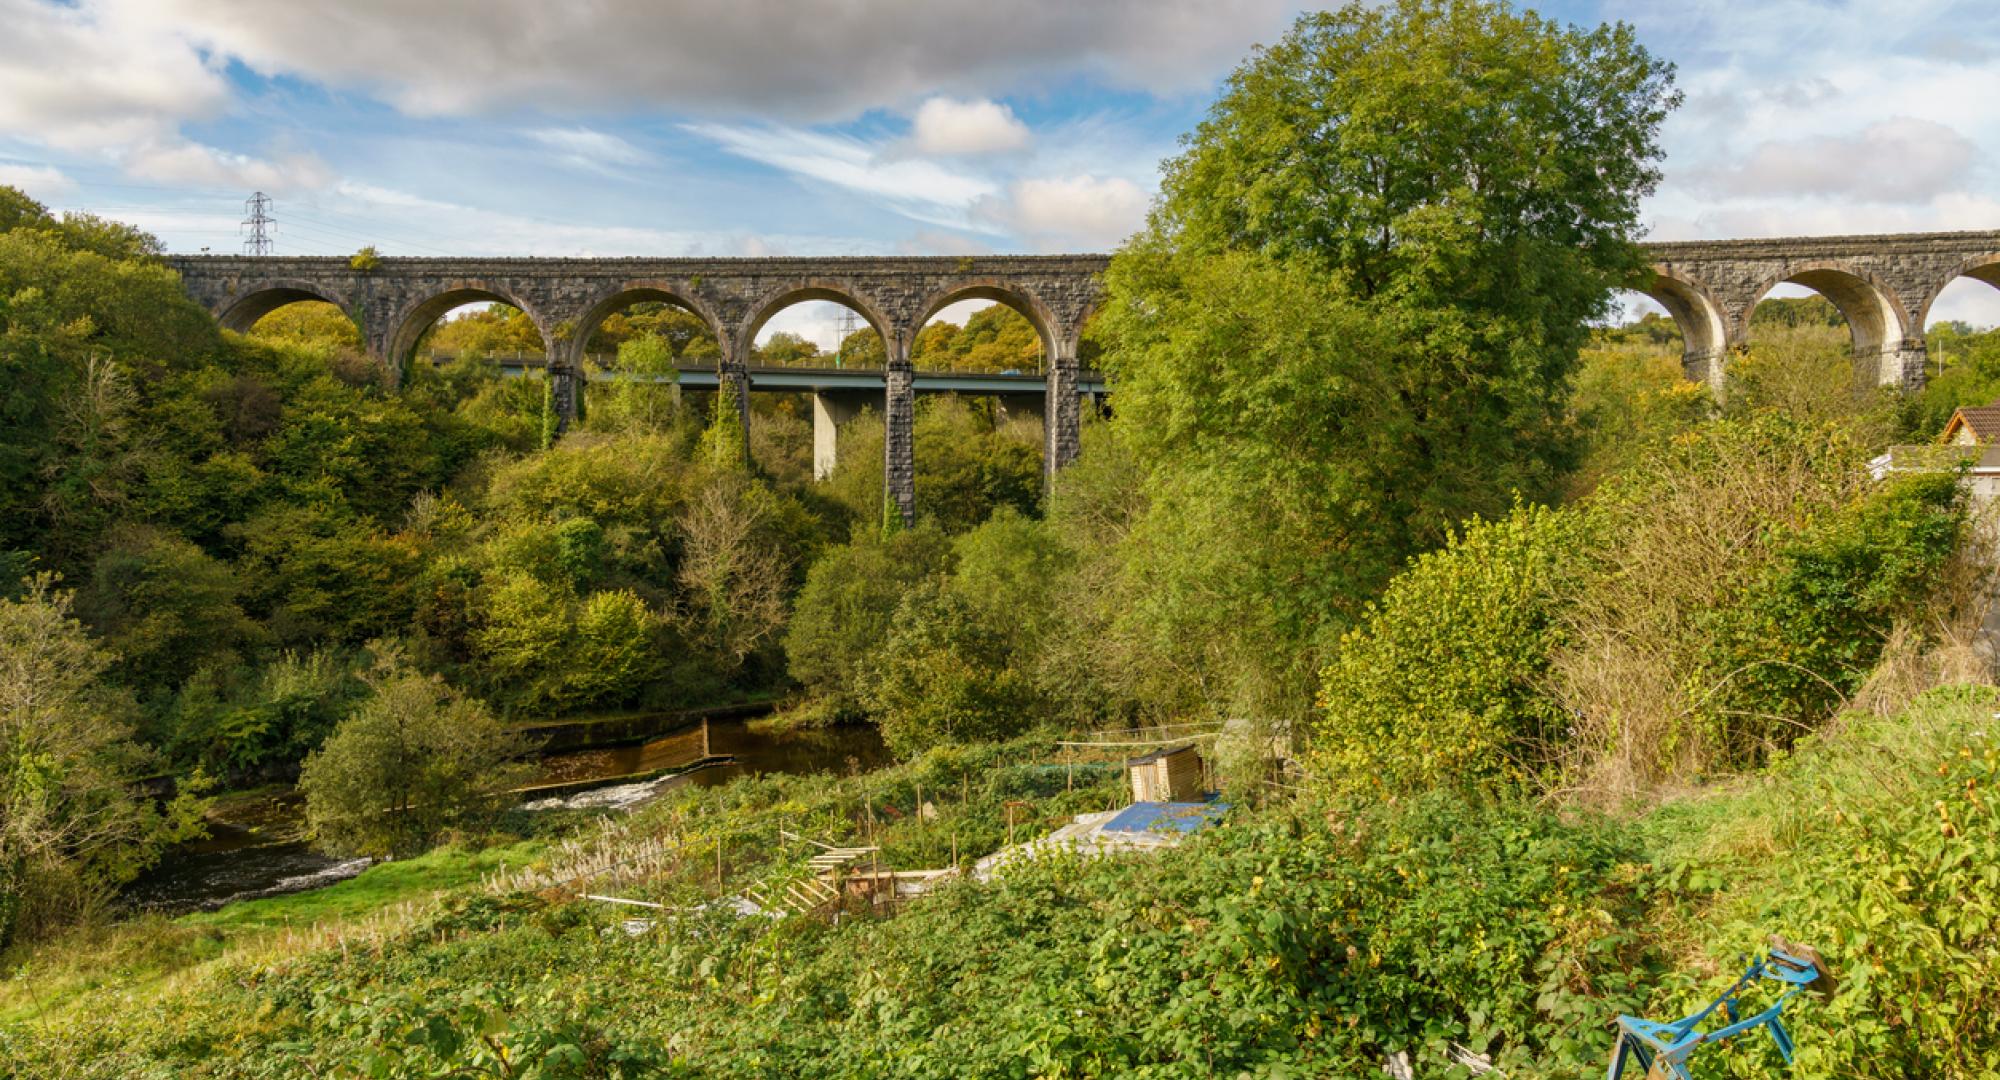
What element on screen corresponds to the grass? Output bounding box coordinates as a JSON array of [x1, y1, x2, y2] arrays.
[[0, 840, 545, 1025]]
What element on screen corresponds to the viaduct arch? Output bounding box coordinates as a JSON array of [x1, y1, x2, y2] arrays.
[[168, 230, 2000, 524]]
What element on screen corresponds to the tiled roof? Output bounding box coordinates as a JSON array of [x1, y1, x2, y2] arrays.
[[1943, 403, 2000, 443]]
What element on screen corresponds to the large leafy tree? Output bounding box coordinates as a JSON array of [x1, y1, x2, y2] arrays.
[[299, 646, 527, 858], [0, 576, 206, 944], [1099, 0, 1678, 717]]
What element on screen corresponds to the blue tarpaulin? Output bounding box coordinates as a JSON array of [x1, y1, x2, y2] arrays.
[[1100, 800, 1228, 835]]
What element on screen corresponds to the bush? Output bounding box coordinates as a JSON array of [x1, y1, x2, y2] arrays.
[[1651, 685, 2000, 1078], [0, 576, 206, 945], [1312, 503, 1590, 796], [858, 582, 1038, 759], [299, 647, 529, 857], [1703, 471, 1966, 753], [784, 526, 954, 713], [165, 649, 365, 782]]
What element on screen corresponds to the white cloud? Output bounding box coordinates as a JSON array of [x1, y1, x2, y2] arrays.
[[124, 141, 333, 193], [1636, 0, 2000, 240], [0, 0, 227, 150], [0, 0, 330, 193], [906, 98, 1030, 156], [1929, 279, 2000, 329], [897, 228, 993, 256], [122, 0, 1294, 121], [0, 162, 74, 199], [686, 122, 1000, 229], [1700, 118, 1975, 203], [311, 181, 866, 259], [527, 127, 649, 172], [975, 175, 1149, 252]]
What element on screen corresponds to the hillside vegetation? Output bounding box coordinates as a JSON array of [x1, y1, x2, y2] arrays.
[[6, 0, 2000, 1076]]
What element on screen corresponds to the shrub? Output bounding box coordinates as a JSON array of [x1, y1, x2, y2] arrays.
[[1702, 470, 1966, 755], [858, 582, 1038, 759], [299, 647, 529, 857], [0, 576, 207, 945], [1312, 503, 1591, 796], [1656, 685, 2000, 1078], [784, 525, 954, 713]]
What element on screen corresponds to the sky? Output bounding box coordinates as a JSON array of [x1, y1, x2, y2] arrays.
[[3, 0, 1999, 343]]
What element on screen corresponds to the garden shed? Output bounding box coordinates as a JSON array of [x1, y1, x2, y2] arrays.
[[1126, 744, 1205, 803]]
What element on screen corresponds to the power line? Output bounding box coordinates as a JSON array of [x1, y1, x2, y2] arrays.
[[242, 192, 274, 256]]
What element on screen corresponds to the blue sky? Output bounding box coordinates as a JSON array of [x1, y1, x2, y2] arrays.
[[3, 0, 2000, 335]]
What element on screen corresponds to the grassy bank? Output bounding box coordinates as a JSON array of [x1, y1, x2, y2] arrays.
[[0, 841, 544, 1027], [4, 692, 1994, 1076]]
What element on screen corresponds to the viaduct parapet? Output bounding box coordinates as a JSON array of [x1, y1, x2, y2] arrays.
[[167, 232, 2000, 522]]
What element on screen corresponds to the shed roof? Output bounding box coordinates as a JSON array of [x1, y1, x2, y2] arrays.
[[1126, 743, 1198, 766], [1101, 800, 1228, 836]]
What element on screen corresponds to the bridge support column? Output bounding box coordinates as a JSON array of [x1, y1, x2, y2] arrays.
[[1045, 354, 1081, 487], [1684, 349, 1728, 400], [885, 361, 916, 527], [719, 339, 753, 466], [1878, 340, 1929, 391], [364, 323, 400, 389], [812, 391, 863, 481], [549, 369, 579, 435]]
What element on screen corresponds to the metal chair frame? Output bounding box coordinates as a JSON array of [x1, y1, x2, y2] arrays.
[[1607, 945, 1823, 1080]]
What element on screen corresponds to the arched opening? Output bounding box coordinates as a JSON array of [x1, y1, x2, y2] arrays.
[[241, 299, 362, 352], [1571, 290, 1708, 494], [397, 288, 552, 449], [746, 291, 887, 487], [908, 295, 1049, 529], [218, 284, 353, 336], [399, 290, 549, 369], [572, 286, 722, 436], [1916, 256, 2000, 436], [1739, 267, 1905, 416]]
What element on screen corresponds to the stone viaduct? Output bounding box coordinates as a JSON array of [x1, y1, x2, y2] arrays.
[[167, 230, 2000, 523]]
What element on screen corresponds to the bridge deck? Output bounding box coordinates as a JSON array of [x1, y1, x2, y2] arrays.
[[431, 354, 1108, 396]]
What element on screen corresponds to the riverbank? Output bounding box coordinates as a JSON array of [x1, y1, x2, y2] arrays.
[[7, 690, 1993, 1076], [120, 716, 888, 914], [0, 841, 544, 1026]]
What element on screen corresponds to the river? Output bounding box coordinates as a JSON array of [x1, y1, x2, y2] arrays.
[[123, 717, 887, 914]]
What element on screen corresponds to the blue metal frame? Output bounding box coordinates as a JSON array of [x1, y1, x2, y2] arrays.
[[1607, 946, 1822, 1079]]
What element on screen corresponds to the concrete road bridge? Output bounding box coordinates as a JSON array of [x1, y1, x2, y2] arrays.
[[426, 352, 1109, 481], [167, 231, 2000, 522]]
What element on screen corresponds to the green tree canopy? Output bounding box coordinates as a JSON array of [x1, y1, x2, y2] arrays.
[[299, 646, 527, 857], [1095, 0, 1679, 720]]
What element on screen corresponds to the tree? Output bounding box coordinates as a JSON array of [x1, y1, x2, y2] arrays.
[[785, 526, 954, 715], [565, 589, 668, 710], [674, 477, 793, 673], [1097, 0, 1679, 721], [838, 326, 886, 368], [298, 645, 527, 858], [0, 576, 205, 944], [859, 582, 1037, 759], [593, 333, 681, 433], [248, 301, 363, 351], [755, 331, 821, 366], [701, 377, 748, 466], [78, 524, 262, 700]]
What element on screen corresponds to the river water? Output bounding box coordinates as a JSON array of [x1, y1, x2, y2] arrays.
[[123, 717, 887, 914]]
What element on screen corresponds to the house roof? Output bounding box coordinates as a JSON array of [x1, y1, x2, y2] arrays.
[[1943, 402, 2000, 443]]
